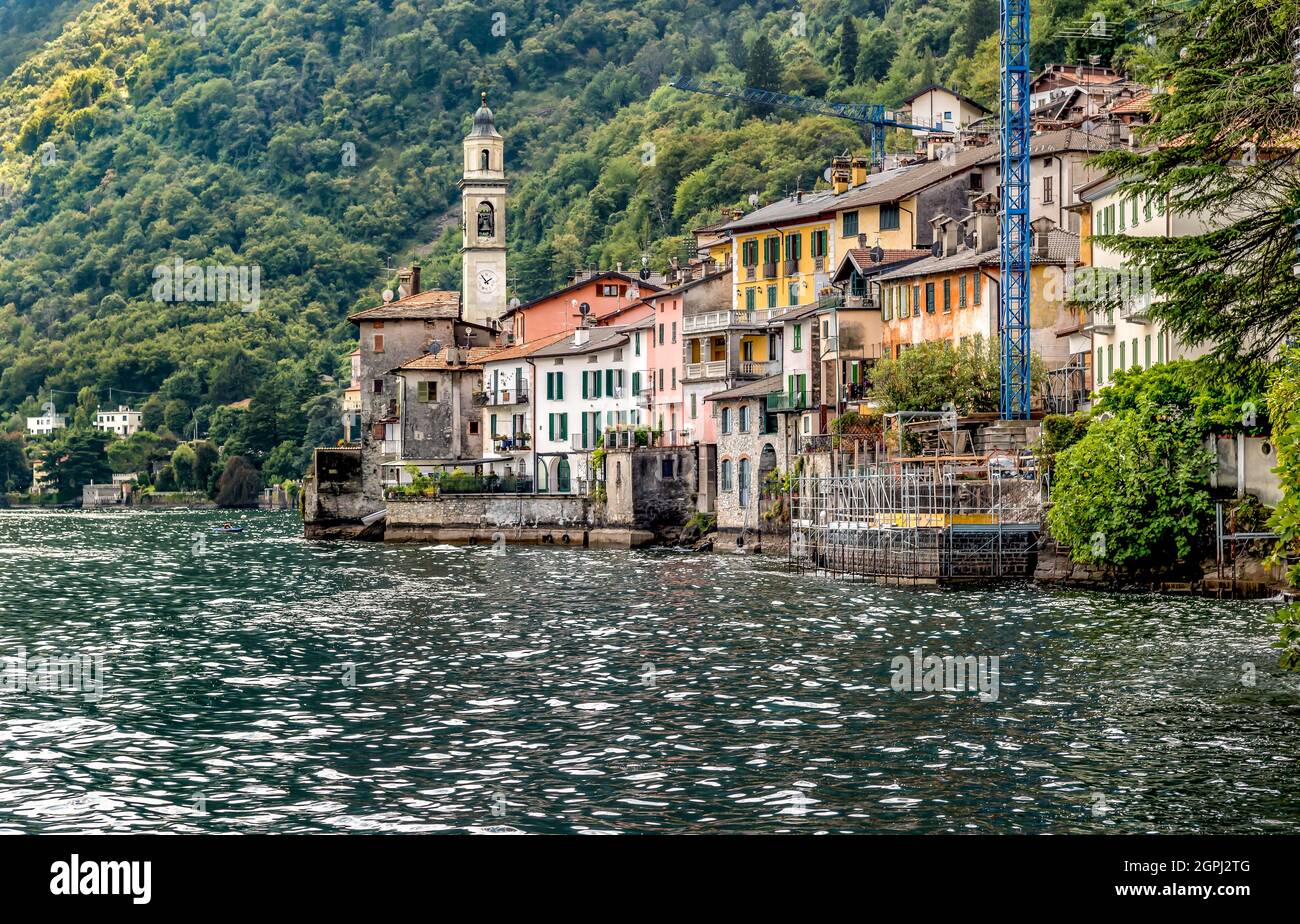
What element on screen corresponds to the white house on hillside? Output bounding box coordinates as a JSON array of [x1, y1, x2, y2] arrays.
[[26, 411, 67, 436], [94, 405, 143, 438]]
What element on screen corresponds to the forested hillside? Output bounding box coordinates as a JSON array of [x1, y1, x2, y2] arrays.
[[0, 0, 1145, 483]]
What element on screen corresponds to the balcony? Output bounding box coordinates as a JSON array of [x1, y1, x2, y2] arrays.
[[683, 308, 782, 334], [636, 386, 654, 407], [738, 359, 779, 378], [783, 259, 799, 277], [1120, 294, 1152, 323], [744, 266, 756, 281], [493, 433, 530, 452], [478, 384, 529, 406], [1082, 308, 1115, 334], [686, 360, 728, 381], [766, 391, 810, 412], [762, 262, 778, 279]]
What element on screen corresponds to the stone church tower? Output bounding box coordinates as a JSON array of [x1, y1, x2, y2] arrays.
[[459, 92, 508, 327]]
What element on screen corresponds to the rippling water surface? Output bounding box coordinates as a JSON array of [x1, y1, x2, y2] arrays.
[[1, 508, 1297, 834]]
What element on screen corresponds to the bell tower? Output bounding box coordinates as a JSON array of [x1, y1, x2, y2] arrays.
[[459, 91, 508, 327]]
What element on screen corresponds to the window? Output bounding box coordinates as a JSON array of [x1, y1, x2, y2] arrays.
[[691, 393, 697, 418], [1043, 176, 1053, 204], [788, 282, 799, 304], [739, 405, 751, 432], [973, 273, 982, 305], [811, 229, 828, 257], [721, 459, 733, 492], [373, 334, 384, 353], [763, 236, 780, 265], [599, 283, 623, 297], [784, 233, 801, 261], [373, 378, 384, 394], [417, 380, 437, 402], [843, 211, 859, 237], [476, 201, 495, 238], [1144, 199, 1152, 222], [658, 369, 664, 390], [671, 368, 676, 389], [880, 204, 900, 231], [1144, 334, 1151, 367], [468, 420, 479, 435], [662, 456, 675, 478], [606, 368, 616, 395], [1118, 200, 1125, 232], [925, 282, 935, 313], [671, 321, 677, 343], [913, 284, 921, 311], [958, 275, 967, 308], [1132, 199, 1139, 225], [742, 240, 758, 266], [547, 413, 568, 441], [1119, 340, 1126, 370], [1132, 337, 1139, 370], [745, 288, 756, 310], [767, 286, 777, 308], [943, 278, 951, 313], [634, 331, 641, 356], [1096, 348, 1104, 386], [738, 458, 751, 505], [546, 371, 564, 400], [943, 110, 952, 120], [631, 371, 641, 397], [480, 149, 490, 171], [721, 407, 732, 434], [1157, 333, 1165, 363], [658, 323, 664, 345], [793, 324, 803, 352], [1107, 344, 1114, 377]]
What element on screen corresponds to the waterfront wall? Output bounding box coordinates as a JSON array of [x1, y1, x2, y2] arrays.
[[383, 493, 653, 547]]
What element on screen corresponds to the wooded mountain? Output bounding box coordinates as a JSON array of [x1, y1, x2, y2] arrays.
[[0, 0, 1141, 469]]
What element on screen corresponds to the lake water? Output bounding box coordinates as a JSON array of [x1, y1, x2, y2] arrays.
[[0, 507, 1296, 834]]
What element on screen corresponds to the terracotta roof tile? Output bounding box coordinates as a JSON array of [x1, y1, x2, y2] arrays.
[[348, 289, 461, 323], [395, 346, 497, 372]]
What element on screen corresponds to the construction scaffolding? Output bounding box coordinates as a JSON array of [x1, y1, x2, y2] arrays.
[[789, 457, 1043, 583]]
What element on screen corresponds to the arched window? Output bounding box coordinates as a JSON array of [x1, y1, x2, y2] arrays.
[[720, 407, 731, 434], [721, 459, 733, 492], [480, 148, 490, 171], [477, 201, 495, 238], [556, 457, 571, 493], [537, 458, 549, 493], [738, 458, 752, 506]]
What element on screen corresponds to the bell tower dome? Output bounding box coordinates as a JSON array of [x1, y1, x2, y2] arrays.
[[459, 91, 508, 327]]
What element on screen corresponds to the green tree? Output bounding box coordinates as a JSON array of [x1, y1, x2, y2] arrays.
[[170, 443, 196, 490], [0, 431, 30, 492], [1091, 0, 1299, 363], [215, 455, 262, 508], [1047, 406, 1213, 568], [837, 17, 859, 85], [39, 429, 112, 500]]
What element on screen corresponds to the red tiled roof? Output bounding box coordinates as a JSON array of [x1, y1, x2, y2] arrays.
[[395, 346, 498, 371]]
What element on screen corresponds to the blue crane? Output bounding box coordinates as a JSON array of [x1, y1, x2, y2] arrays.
[[1000, 0, 1032, 419], [669, 75, 938, 167]]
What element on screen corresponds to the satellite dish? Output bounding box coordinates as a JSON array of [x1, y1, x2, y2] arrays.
[[627, 287, 640, 301], [748, 193, 759, 207], [425, 339, 443, 355], [382, 288, 395, 303], [509, 297, 521, 311], [639, 268, 651, 281], [397, 285, 409, 299], [823, 168, 832, 183], [41, 400, 56, 416], [870, 245, 885, 264], [578, 302, 591, 316]]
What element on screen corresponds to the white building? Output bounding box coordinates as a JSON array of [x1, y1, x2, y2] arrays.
[[899, 84, 992, 137], [1074, 174, 1210, 392], [94, 405, 143, 438], [26, 411, 67, 436], [528, 325, 648, 494], [477, 330, 573, 484]]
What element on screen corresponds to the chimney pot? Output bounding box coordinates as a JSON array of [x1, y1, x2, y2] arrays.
[[410, 264, 421, 296]]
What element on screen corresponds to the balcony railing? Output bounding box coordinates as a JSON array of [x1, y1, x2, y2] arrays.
[[493, 433, 530, 452], [744, 266, 756, 281], [685, 360, 728, 381], [1083, 308, 1115, 333], [683, 308, 783, 334], [1120, 294, 1152, 323], [766, 391, 809, 412], [738, 359, 779, 378], [782, 259, 799, 277], [479, 384, 529, 406], [762, 262, 777, 279]]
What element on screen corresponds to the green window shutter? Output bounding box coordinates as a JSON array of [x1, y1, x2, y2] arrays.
[[490, 413, 497, 436], [606, 369, 614, 395], [417, 381, 427, 402], [560, 415, 568, 440], [582, 413, 588, 449], [557, 372, 564, 400], [546, 373, 553, 401], [582, 371, 588, 399], [548, 414, 555, 441], [632, 371, 640, 395]]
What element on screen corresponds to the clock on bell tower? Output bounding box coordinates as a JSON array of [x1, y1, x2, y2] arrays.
[[459, 91, 508, 328]]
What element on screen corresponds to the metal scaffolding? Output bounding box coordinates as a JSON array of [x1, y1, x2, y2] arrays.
[[789, 460, 1042, 583]]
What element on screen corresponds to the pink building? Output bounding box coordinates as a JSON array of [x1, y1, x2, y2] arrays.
[[503, 270, 664, 344]]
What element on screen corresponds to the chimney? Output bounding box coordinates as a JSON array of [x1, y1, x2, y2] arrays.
[[930, 214, 957, 257], [409, 264, 421, 296], [573, 327, 589, 347], [857, 233, 867, 249], [850, 156, 869, 186], [831, 156, 851, 194], [396, 268, 413, 299]]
